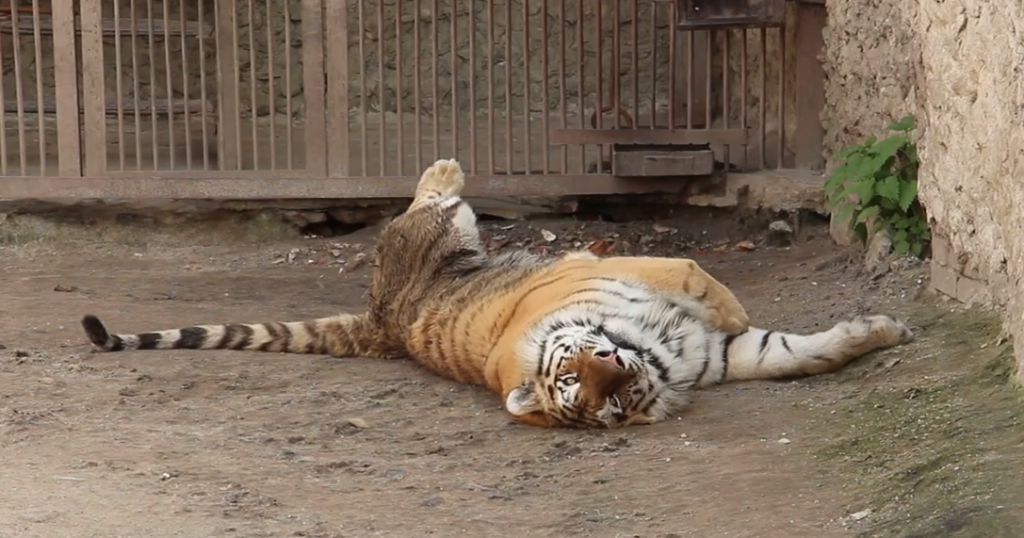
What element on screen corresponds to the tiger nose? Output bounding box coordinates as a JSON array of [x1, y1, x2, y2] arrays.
[[594, 349, 619, 365]]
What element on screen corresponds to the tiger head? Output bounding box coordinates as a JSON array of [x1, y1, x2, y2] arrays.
[[503, 329, 655, 429]]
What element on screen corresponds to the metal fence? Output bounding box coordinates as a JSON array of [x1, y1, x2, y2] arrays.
[[0, 0, 797, 199]]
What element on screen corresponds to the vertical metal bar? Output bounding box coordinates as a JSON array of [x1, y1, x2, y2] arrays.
[[131, 0, 143, 169], [199, 0, 211, 170], [81, 0, 106, 176], [164, 0, 177, 169], [31, 0, 46, 175], [741, 29, 748, 170], [612, 0, 620, 132], [723, 30, 731, 171], [414, 0, 422, 170], [303, 0, 327, 176], [450, 0, 458, 162], [325, 0, 349, 176], [11, 0, 27, 176], [576, 0, 584, 172], [231, 0, 243, 168], [558, 0, 566, 173], [759, 27, 766, 168], [247, 0, 258, 170], [468, 0, 476, 173], [379, 0, 388, 174], [683, 30, 690, 130], [432, 0, 440, 161], [522, 0, 531, 173], [631, 0, 638, 130], [112, 0, 126, 170], [777, 26, 785, 169], [147, 0, 160, 169], [358, 0, 367, 174], [180, 0, 194, 169], [215, 0, 241, 170], [396, 0, 405, 175], [649, 4, 656, 129], [266, 0, 276, 170], [595, 0, 603, 172], [487, 0, 495, 173], [541, 0, 549, 174], [52, 0, 82, 177], [283, 0, 293, 169], [504, 0, 512, 173], [0, 8, 9, 174]]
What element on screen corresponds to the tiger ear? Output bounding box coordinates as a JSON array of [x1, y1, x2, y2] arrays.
[[505, 381, 542, 416]]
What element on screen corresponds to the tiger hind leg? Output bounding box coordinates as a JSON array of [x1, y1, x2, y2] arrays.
[[407, 158, 466, 212]]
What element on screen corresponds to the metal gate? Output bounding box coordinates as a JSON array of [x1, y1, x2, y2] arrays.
[[0, 0, 792, 200]]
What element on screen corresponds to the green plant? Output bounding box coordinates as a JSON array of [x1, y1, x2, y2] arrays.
[[825, 114, 931, 258]]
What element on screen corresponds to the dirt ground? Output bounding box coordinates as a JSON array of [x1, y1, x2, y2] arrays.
[[1, 211, 1022, 538]]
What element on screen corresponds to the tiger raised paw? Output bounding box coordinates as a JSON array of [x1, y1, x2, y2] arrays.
[[80, 158, 914, 429]]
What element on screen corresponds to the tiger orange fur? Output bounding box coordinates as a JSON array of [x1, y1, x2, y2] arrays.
[[80, 158, 914, 428]]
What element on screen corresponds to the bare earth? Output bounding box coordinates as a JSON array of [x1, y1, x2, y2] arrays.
[[1, 214, 1021, 538]]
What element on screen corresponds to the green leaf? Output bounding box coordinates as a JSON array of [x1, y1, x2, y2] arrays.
[[911, 242, 925, 258], [894, 217, 911, 230], [888, 115, 917, 132], [893, 229, 908, 242], [864, 135, 878, 147], [895, 240, 910, 255], [920, 229, 931, 241], [854, 223, 869, 244], [856, 179, 877, 205], [872, 135, 907, 164], [876, 175, 902, 202], [855, 205, 881, 224], [835, 145, 863, 160], [834, 203, 857, 226], [898, 179, 918, 212]]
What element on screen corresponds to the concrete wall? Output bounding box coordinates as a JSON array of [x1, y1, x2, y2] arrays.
[[822, 0, 1023, 379]]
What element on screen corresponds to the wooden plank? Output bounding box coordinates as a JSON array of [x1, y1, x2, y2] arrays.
[[79, 0, 105, 176], [0, 15, 213, 38], [51, 4, 81, 177], [549, 128, 748, 146], [214, 0, 239, 170], [3, 98, 212, 116], [324, 0, 349, 177], [302, 0, 328, 177], [794, 2, 826, 170], [0, 175, 704, 199], [612, 147, 715, 177]]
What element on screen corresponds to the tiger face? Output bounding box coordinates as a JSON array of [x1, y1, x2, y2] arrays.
[[504, 326, 656, 428]]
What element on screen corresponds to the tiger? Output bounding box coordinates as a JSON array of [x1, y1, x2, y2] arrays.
[[79, 158, 915, 429]]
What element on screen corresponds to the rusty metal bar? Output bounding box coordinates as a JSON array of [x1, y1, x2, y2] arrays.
[[595, 0, 603, 172], [380, 0, 388, 174], [451, 0, 458, 163], [247, 0, 257, 170], [325, 0, 348, 176], [164, 0, 177, 169], [550, 128, 747, 146], [358, 0, 367, 174], [396, 0, 405, 175], [432, 0, 440, 161], [414, 0, 422, 171], [0, 12, 6, 174], [558, 0, 566, 173], [723, 29, 731, 170], [266, 0, 275, 170], [631, 0, 638, 131], [705, 30, 712, 131], [11, 0, 27, 175], [283, 0, 292, 169], [682, 28, 689, 130], [133, 0, 145, 169], [180, 0, 194, 169], [741, 28, 747, 170], [52, 3, 81, 177], [468, 0, 475, 173], [147, 0, 159, 169], [541, 0, 549, 173], [777, 27, 785, 169], [487, 0, 494, 173], [110, 0, 125, 170], [302, 0, 327, 176], [576, 0, 584, 173], [523, 0, 531, 173], [649, 4, 656, 130], [504, 0, 511, 173], [759, 27, 766, 167], [613, 0, 620, 133], [31, 0, 45, 175]]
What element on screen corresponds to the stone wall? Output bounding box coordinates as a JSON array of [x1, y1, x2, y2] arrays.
[[822, 0, 1024, 380]]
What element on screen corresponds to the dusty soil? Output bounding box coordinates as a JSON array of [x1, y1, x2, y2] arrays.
[[0, 212, 1021, 538]]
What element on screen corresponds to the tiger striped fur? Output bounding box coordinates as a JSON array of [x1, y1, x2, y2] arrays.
[[80, 158, 914, 428]]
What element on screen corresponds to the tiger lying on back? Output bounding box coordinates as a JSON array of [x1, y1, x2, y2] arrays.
[[80, 158, 914, 429]]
